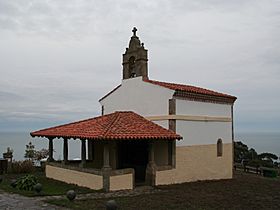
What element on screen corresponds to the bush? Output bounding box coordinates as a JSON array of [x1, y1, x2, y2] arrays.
[[16, 174, 38, 191], [248, 159, 261, 168], [10, 160, 35, 174]]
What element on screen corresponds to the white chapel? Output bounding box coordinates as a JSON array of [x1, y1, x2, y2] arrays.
[[31, 27, 237, 191], [99, 27, 237, 184]]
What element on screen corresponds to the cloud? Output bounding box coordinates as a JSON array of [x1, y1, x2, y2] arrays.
[[0, 0, 279, 132]]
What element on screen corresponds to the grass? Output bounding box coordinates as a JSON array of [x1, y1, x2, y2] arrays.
[[0, 171, 96, 197], [46, 171, 280, 210]]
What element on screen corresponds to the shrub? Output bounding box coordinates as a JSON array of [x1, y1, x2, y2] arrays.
[[10, 160, 35, 174], [16, 174, 38, 191], [248, 159, 261, 168], [24, 141, 36, 160]]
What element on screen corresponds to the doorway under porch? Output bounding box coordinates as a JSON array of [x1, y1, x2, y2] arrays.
[[117, 140, 149, 185]]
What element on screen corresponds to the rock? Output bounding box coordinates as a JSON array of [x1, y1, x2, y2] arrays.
[[105, 200, 118, 210], [34, 183, 42, 194], [10, 179, 17, 188], [66, 190, 76, 201]]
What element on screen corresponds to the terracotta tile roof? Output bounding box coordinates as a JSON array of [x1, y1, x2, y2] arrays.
[[30, 111, 182, 141], [144, 79, 236, 99]]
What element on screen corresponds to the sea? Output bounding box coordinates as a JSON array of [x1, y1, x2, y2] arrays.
[[0, 132, 82, 161], [0, 132, 279, 161]]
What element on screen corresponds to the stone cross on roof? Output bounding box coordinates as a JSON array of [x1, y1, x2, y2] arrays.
[[132, 27, 137, 36]]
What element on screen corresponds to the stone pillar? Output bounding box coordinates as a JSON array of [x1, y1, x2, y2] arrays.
[[168, 140, 176, 168], [103, 143, 111, 168], [80, 139, 86, 167], [47, 138, 54, 162], [171, 140, 176, 167], [3, 149, 13, 172], [102, 142, 111, 192], [146, 142, 156, 186], [63, 138, 68, 164], [168, 98, 176, 132]]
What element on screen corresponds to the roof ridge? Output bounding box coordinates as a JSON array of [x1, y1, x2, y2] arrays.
[[102, 112, 121, 138]]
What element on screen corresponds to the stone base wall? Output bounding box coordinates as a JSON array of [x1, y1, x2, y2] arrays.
[[46, 165, 103, 190], [156, 143, 233, 185], [45, 164, 134, 191], [110, 173, 134, 191]]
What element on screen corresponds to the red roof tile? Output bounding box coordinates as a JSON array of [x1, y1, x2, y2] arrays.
[[144, 79, 236, 99], [30, 111, 182, 141]]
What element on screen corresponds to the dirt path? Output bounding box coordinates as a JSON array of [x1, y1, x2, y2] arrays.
[[0, 190, 68, 210]]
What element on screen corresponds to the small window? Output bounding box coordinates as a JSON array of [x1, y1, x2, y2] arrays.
[[217, 139, 223, 157]]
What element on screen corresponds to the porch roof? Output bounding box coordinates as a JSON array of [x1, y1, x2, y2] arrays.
[[30, 111, 182, 141]]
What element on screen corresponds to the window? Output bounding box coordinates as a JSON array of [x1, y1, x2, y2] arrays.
[[217, 139, 223, 157]]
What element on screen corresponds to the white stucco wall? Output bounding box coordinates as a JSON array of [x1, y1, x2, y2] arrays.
[[176, 121, 232, 146], [175, 99, 232, 146], [100, 77, 174, 116], [176, 99, 232, 117], [153, 120, 169, 129], [100, 79, 233, 147]]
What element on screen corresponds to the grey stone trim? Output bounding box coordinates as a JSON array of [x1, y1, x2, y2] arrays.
[[168, 98, 176, 132], [110, 168, 134, 176], [168, 99, 176, 168], [156, 165, 173, 171]]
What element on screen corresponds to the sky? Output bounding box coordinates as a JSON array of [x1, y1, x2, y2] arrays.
[[0, 0, 279, 133]]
